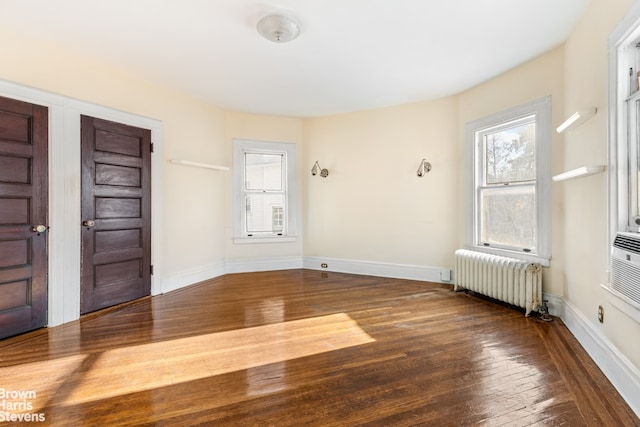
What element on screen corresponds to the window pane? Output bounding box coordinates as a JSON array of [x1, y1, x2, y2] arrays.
[[272, 206, 284, 232], [484, 121, 536, 184], [481, 185, 536, 250], [631, 99, 640, 226], [245, 153, 283, 191], [245, 194, 285, 233]]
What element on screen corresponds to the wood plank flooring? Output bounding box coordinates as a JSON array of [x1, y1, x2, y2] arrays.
[[0, 270, 638, 426]]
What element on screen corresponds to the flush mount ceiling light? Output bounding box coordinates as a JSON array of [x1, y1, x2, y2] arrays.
[[257, 14, 300, 43]]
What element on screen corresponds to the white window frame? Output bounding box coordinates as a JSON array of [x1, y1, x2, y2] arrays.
[[465, 97, 552, 266], [610, 3, 640, 239], [607, 2, 640, 320], [232, 138, 297, 243]]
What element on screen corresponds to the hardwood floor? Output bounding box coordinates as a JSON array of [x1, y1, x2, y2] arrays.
[[0, 270, 638, 426]]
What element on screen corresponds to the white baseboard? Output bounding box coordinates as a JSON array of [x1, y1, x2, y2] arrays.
[[160, 257, 304, 294], [542, 292, 563, 317], [563, 300, 640, 418], [224, 256, 303, 274], [160, 262, 226, 294], [303, 256, 454, 284], [161, 256, 453, 295]]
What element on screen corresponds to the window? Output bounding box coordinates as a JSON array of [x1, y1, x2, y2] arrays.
[[612, 21, 640, 235], [608, 7, 640, 315], [233, 139, 297, 243], [465, 97, 551, 265], [626, 93, 640, 232]]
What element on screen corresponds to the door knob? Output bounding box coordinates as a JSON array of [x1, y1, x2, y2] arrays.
[[32, 225, 47, 233], [83, 220, 96, 227]]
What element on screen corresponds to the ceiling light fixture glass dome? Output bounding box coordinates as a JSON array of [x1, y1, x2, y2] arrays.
[[257, 14, 300, 43]]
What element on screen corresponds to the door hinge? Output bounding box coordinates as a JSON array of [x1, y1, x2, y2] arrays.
[[150, 265, 154, 275], [150, 142, 154, 153]]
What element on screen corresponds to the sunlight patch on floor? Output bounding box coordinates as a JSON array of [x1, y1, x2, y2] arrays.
[[58, 312, 374, 406], [0, 354, 88, 412]]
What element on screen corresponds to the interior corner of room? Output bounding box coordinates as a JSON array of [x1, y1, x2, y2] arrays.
[[0, 0, 639, 423]]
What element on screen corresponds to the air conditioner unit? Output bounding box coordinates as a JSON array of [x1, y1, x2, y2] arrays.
[[611, 232, 640, 305]]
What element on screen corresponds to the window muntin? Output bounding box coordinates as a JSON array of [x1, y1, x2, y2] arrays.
[[466, 97, 551, 265]]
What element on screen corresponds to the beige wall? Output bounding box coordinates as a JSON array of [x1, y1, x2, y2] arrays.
[[562, 0, 640, 368], [303, 98, 459, 268]]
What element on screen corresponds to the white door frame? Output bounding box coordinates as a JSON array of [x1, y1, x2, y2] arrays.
[[0, 78, 163, 327]]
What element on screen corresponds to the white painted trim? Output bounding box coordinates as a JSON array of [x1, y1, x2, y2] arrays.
[[231, 138, 299, 242], [233, 236, 297, 244], [464, 96, 552, 263], [303, 256, 454, 284], [563, 300, 640, 418], [160, 256, 454, 291], [541, 292, 563, 318], [161, 262, 226, 294], [225, 256, 303, 274], [608, 0, 640, 254], [157, 256, 452, 297], [0, 78, 163, 327], [602, 283, 640, 324], [63, 98, 164, 299]]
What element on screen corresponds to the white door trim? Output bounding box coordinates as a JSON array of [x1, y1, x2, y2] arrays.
[[0, 78, 163, 327]]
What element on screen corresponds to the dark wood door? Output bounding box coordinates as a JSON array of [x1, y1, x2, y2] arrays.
[[80, 115, 152, 314], [0, 96, 48, 339]]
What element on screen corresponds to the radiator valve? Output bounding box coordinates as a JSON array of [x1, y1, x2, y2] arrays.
[[539, 299, 552, 322]]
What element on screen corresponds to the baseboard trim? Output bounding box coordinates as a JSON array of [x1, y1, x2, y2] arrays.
[[224, 256, 303, 274], [563, 300, 640, 418], [160, 262, 226, 294], [542, 292, 563, 317], [303, 256, 454, 284], [162, 256, 454, 295], [161, 257, 304, 294]]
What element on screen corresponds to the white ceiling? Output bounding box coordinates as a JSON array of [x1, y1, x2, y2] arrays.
[[0, 0, 591, 117]]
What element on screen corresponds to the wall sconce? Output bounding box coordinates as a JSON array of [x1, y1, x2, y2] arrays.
[[311, 161, 329, 178], [416, 159, 432, 177]]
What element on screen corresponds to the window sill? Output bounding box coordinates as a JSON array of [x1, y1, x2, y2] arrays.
[[465, 245, 550, 267], [234, 236, 297, 244]]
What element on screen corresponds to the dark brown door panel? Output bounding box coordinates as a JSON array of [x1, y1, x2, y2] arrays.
[[0, 96, 48, 339], [80, 115, 151, 314]]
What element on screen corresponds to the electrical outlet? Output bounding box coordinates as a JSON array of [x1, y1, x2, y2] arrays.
[[321, 263, 328, 269], [598, 305, 604, 323]]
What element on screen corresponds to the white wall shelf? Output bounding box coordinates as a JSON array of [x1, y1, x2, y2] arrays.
[[552, 165, 605, 182], [170, 159, 230, 171], [556, 108, 597, 133]]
